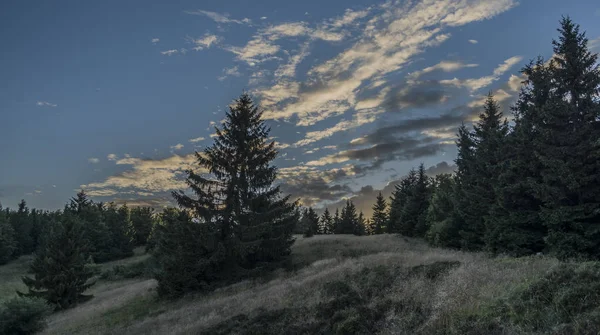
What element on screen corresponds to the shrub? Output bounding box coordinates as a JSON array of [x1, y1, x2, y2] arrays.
[[100, 258, 155, 281], [0, 297, 52, 335]]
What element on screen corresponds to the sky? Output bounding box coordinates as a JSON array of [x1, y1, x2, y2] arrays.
[[1, 0, 600, 215]]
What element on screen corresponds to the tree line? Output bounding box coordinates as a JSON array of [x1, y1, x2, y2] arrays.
[[294, 17, 600, 262], [2, 17, 598, 313]]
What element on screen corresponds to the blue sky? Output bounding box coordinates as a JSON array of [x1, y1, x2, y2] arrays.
[[1, 0, 600, 213]]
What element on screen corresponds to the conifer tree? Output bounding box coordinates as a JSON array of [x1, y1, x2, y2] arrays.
[[371, 192, 388, 234], [469, 94, 509, 251], [453, 124, 479, 250], [320, 208, 334, 234], [333, 208, 341, 234], [0, 203, 17, 264], [302, 207, 320, 237], [425, 174, 461, 248], [103, 203, 134, 259], [404, 163, 432, 237], [388, 169, 417, 234], [20, 213, 95, 310], [357, 211, 366, 236], [67, 192, 113, 262], [130, 207, 154, 246], [153, 208, 226, 297], [533, 17, 600, 259], [10, 200, 34, 256], [338, 200, 359, 234], [172, 93, 296, 272], [485, 58, 549, 256]]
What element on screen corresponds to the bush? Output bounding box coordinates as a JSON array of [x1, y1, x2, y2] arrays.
[[100, 258, 155, 281], [0, 297, 52, 335]]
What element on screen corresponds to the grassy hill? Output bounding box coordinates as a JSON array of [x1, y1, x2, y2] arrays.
[[3, 234, 600, 334]]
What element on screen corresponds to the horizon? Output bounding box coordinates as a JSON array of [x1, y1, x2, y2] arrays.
[[2, 0, 600, 215]]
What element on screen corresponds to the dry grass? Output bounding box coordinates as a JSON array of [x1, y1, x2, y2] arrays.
[[0, 235, 567, 334]]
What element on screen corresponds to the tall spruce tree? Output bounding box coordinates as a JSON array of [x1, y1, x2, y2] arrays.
[[388, 169, 417, 234], [10, 200, 34, 256], [333, 208, 341, 234], [320, 208, 334, 234], [0, 203, 17, 264], [103, 203, 134, 259], [67, 191, 113, 262], [371, 192, 388, 234], [302, 207, 320, 237], [469, 95, 509, 252], [153, 208, 226, 297], [485, 58, 549, 256], [357, 211, 366, 236], [425, 174, 461, 248], [172, 93, 296, 272], [130, 207, 154, 246], [533, 17, 600, 259], [20, 213, 95, 310], [338, 200, 359, 234], [453, 123, 479, 250], [404, 163, 432, 238]]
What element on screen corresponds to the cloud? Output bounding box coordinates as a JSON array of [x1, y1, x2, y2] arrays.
[[81, 154, 204, 197], [185, 9, 251, 25], [151, 38, 160, 44], [36, 101, 57, 107], [187, 34, 220, 51], [408, 60, 478, 79], [170, 143, 184, 151], [305, 136, 442, 168], [261, 16, 267, 20], [218, 66, 242, 81], [440, 55, 522, 91], [161, 49, 179, 56], [88, 158, 100, 164], [188, 137, 205, 143], [468, 39, 478, 44], [256, 0, 518, 126], [107, 154, 118, 161]]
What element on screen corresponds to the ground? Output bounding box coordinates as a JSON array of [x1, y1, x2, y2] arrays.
[[2, 235, 594, 334]]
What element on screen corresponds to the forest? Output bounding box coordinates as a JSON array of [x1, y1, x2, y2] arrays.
[[1, 16, 600, 334]]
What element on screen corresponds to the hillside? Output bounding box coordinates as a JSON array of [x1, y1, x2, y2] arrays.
[[3, 234, 598, 334]]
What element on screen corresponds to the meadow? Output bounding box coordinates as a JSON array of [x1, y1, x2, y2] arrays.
[[4, 234, 598, 334]]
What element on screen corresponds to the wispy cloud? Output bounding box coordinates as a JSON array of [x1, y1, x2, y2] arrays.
[[161, 49, 179, 56], [255, 0, 518, 127], [81, 154, 205, 197], [107, 154, 118, 161], [440, 55, 522, 91], [188, 137, 205, 143], [151, 38, 160, 44], [36, 101, 57, 107], [185, 9, 251, 25], [468, 39, 478, 44], [187, 34, 220, 51], [218, 65, 242, 81], [170, 143, 184, 151], [88, 158, 100, 164]]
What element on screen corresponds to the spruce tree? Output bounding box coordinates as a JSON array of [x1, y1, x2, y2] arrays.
[[404, 163, 432, 238], [356, 211, 366, 236], [453, 123, 479, 250], [425, 174, 461, 248], [533, 17, 600, 259], [153, 208, 226, 297], [67, 191, 112, 262], [302, 207, 320, 237], [371, 192, 388, 234], [485, 58, 549, 256], [0, 203, 17, 264], [320, 208, 334, 234], [388, 169, 417, 234], [172, 93, 296, 272], [103, 203, 134, 259], [338, 200, 359, 234], [333, 208, 341, 234], [130, 207, 154, 246], [20, 213, 95, 310], [10, 200, 34, 256]]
